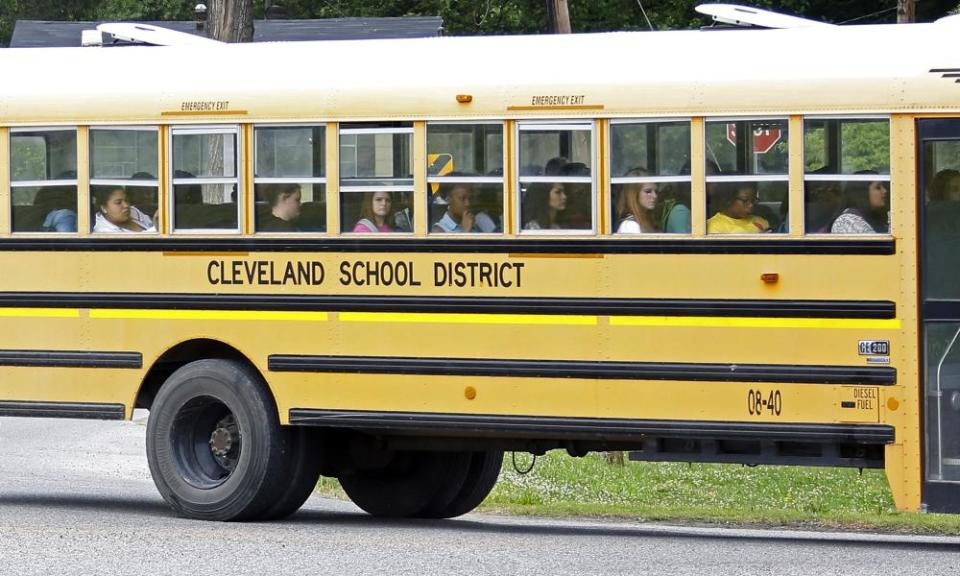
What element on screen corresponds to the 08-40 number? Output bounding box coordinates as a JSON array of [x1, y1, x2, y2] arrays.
[[747, 389, 782, 416]]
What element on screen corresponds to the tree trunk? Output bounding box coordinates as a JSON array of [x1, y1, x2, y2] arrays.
[[604, 451, 625, 466], [897, 0, 916, 24], [207, 0, 254, 43], [546, 0, 572, 34]]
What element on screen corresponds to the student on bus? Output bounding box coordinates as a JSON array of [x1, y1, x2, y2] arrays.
[[258, 183, 302, 232], [544, 156, 569, 176], [93, 185, 156, 233], [523, 181, 568, 230], [805, 180, 844, 233], [36, 187, 77, 233], [831, 171, 889, 234], [431, 175, 497, 233], [353, 191, 394, 233], [930, 169, 960, 202], [615, 168, 660, 233], [706, 182, 770, 234], [34, 170, 79, 233]]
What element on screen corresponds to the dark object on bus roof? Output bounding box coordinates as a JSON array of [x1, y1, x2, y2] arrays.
[[10, 17, 444, 48]]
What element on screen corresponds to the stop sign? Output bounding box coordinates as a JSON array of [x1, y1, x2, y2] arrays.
[[726, 124, 782, 154]]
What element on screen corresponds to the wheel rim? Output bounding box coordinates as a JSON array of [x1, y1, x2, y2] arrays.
[[170, 396, 242, 489]]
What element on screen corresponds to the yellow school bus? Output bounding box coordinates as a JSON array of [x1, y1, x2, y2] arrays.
[[1, 19, 959, 520]]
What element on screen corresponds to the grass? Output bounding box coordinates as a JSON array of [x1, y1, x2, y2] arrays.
[[482, 452, 960, 534], [315, 451, 960, 535]]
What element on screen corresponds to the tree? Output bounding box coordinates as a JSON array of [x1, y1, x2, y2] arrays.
[[546, 0, 571, 33], [207, 0, 254, 42]]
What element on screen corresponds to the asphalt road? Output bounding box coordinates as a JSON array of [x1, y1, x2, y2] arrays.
[[1, 414, 958, 576]]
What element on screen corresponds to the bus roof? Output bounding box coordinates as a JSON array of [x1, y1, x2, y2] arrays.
[[1, 21, 958, 124]]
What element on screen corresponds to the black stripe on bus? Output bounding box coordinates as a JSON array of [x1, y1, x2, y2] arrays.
[[0, 237, 895, 255], [0, 401, 125, 420], [0, 292, 897, 320], [0, 350, 142, 369], [287, 409, 896, 444], [268, 355, 897, 385]]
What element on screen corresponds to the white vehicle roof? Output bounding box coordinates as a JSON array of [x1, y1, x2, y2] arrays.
[[0, 21, 958, 125]]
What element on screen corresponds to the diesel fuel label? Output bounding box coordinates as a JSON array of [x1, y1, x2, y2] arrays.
[[206, 259, 525, 289]]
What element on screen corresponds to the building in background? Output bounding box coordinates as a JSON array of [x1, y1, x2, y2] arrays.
[[9, 17, 443, 48]]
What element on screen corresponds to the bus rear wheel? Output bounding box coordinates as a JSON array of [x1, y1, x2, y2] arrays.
[[146, 359, 289, 521], [422, 450, 503, 519], [338, 450, 472, 518], [257, 427, 322, 520]]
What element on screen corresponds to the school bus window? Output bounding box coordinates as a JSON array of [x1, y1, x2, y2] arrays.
[[705, 119, 789, 234], [90, 128, 159, 234], [171, 127, 240, 231], [340, 123, 414, 233], [804, 118, 890, 234], [254, 126, 326, 233], [10, 128, 78, 233], [518, 122, 594, 232], [610, 120, 691, 234], [427, 123, 504, 234]]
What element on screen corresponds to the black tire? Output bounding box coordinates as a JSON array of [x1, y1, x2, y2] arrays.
[[339, 450, 471, 518], [146, 359, 289, 521], [423, 450, 503, 519], [257, 427, 322, 520]]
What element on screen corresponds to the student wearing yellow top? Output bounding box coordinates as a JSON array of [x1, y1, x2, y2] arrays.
[[706, 183, 770, 234]]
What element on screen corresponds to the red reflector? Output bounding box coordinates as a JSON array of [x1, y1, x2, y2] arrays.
[[761, 273, 779, 284]]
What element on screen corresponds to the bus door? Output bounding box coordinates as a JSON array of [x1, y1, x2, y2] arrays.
[[919, 118, 960, 512]]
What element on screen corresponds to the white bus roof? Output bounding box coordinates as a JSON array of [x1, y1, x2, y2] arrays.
[[0, 21, 958, 124]]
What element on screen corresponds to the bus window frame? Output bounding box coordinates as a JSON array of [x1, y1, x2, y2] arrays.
[[9, 126, 79, 235], [704, 116, 790, 236], [515, 120, 597, 236], [168, 124, 243, 235], [608, 118, 693, 237], [802, 114, 892, 236], [252, 123, 328, 235], [339, 123, 415, 235], [426, 121, 505, 236], [89, 126, 161, 236]]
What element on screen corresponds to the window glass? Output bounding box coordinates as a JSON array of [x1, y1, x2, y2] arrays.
[[428, 124, 503, 234], [340, 123, 413, 233], [428, 124, 503, 176], [254, 183, 326, 233], [804, 118, 890, 234], [340, 124, 413, 188], [254, 126, 326, 233], [705, 119, 788, 234], [91, 129, 158, 179], [256, 126, 324, 178], [173, 132, 237, 179], [519, 127, 592, 177], [10, 129, 77, 233], [11, 136, 48, 182], [706, 180, 788, 234], [706, 119, 788, 176], [90, 128, 159, 234], [518, 122, 594, 232], [171, 128, 240, 231], [923, 139, 960, 299], [610, 121, 691, 234], [924, 324, 960, 482]]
